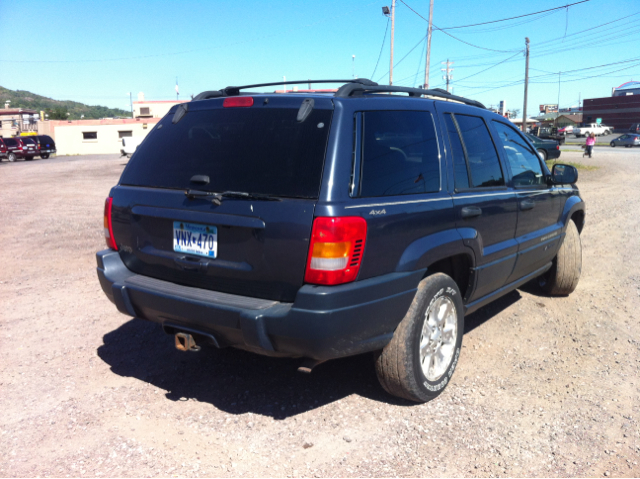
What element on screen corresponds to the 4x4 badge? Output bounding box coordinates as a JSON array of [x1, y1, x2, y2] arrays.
[[369, 209, 386, 216]]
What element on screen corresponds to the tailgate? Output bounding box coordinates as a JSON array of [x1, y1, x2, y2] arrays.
[[110, 96, 333, 302], [110, 189, 316, 302]]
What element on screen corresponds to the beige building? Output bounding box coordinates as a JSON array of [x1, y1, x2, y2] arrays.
[[42, 118, 160, 155], [133, 92, 187, 119]]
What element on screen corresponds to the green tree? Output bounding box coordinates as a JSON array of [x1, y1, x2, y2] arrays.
[[46, 107, 69, 120]]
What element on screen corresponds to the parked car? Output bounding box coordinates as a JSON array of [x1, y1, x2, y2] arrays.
[[3, 137, 28, 161], [97, 79, 585, 403], [524, 132, 561, 161], [0, 138, 7, 160], [557, 125, 574, 135], [630, 123, 640, 134], [610, 133, 640, 148], [32, 135, 57, 159], [574, 123, 608, 137], [18, 137, 38, 160], [120, 136, 144, 158]]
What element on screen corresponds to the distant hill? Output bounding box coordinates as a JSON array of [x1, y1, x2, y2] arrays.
[[0, 86, 130, 120]]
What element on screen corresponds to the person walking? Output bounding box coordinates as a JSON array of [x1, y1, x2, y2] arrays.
[[584, 132, 596, 158]]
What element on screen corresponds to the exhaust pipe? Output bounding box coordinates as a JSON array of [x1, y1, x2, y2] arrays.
[[174, 332, 201, 352], [297, 358, 326, 374]]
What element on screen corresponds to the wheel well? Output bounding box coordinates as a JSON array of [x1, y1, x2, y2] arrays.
[[571, 210, 585, 234], [426, 254, 472, 300]]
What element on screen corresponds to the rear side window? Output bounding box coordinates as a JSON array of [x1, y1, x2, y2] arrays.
[[443, 114, 469, 190], [4, 138, 17, 147], [359, 111, 440, 197], [493, 121, 544, 187], [454, 115, 504, 188], [120, 107, 333, 199]]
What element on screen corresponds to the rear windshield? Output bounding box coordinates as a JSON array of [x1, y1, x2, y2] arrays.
[[21, 138, 36, 144], [120, 107, 333, 198]]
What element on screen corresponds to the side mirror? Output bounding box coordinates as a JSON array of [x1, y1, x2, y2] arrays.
[[551, 163, 578, 184]]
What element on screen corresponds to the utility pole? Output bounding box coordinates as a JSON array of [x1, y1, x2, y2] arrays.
[[423, 0, 434, 90], [522, 37, 530, 133], [352, 55, 356, 79], [389, 0, 396, 85], [555, 71, 561, 129], [441, 59, 453, 92]]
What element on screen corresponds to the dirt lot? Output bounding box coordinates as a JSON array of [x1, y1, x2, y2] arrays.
[[1, 149, 639, 477]]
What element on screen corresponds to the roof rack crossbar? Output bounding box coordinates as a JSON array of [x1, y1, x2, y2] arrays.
[[193, 79, 484, 109], [335, 83, 486, 109], [193, 79, 378, 101]]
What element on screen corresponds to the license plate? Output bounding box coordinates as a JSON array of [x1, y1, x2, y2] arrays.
[[173, 221, 217, 258]]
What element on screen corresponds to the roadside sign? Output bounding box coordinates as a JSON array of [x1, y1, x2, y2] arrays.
[[596, 118, 602, 124]]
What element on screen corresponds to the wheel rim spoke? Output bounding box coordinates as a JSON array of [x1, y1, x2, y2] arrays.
[[420, 294, 458, 382]]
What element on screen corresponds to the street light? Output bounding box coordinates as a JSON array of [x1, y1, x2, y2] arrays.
[[382, 6, 390, 16]]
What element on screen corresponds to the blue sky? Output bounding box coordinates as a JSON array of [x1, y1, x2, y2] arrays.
[[1, 0, 638, 117]]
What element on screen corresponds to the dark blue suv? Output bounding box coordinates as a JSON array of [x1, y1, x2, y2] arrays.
[[97, 79, 585, 402]]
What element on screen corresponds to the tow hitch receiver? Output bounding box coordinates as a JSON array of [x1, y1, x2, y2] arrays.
[[175, 332, 201, 352]]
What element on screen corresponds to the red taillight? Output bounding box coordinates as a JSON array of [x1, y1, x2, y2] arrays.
[[223, 97, 254, 108], [104, 197, 118, 250], [304, 217, 367, 286], [556, 145, 560, 150]]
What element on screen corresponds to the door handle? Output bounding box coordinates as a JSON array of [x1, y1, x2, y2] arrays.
[[461, 206, 482, 218], [520, 199, 536, 210], [174, 256, 206, 272]]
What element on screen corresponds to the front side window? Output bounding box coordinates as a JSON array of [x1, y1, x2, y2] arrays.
[[454, 115, 504, 188], [359, 110, 440, 197], [493, 121, 544, 187]]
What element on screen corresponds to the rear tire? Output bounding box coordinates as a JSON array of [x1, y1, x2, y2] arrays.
[[41, 154, 50, 159], [610, 142, 616, 147], [8, 153, 16, 162], [375, 273, 464, 403], [539, 220, 582, 296], [537, 149, 547, 161]]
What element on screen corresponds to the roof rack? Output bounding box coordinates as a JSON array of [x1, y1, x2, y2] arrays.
[[193, 79, 378, 101], [193, 79, 485, 109], [335, 83, 486, 109]]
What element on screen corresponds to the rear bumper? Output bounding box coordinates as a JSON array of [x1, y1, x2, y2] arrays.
[[548, 148, 561, 160], [96, 249, 423, 360]]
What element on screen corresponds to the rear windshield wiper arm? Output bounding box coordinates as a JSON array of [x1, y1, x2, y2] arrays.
[[185, 189, 281, 205]]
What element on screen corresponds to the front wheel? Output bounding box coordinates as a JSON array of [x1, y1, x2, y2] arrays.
[[539, 219, 582, 296], [537, 149, 547, 161], [375, 273, 464, 402], [610, 141, 616, 147], [41, 153, 50, 159], [7, 152, 16, 162]]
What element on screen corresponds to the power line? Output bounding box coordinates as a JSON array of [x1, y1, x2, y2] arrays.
[[437, 0, 591, 30], [397, 0, 520, 53], [452, 51, 522, 83], [0, 1, 381, 64], [376, 35, 427, 82], [371, 16, 391, 79]]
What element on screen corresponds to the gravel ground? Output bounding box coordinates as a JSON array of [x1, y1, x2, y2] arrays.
[[0, 151, 639, 477]]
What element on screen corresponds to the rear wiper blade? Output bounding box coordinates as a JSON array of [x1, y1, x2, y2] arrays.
[[218, 191, 282, 202], [185, 189, 281, 205]]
